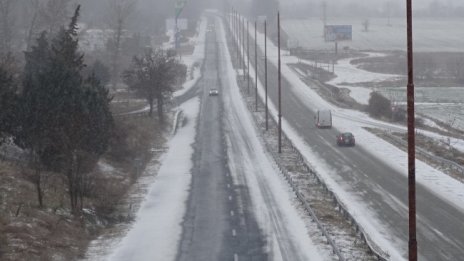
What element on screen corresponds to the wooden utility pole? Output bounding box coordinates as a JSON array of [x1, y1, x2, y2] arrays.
[[255, 21, 258, 111], [278, 12, 282, 153], [247, 20, 250, 94], [406, 0, 417, 260], [264, 20, 268, 131]]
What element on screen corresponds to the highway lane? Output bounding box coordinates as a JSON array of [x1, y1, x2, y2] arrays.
[[238, 20, 464, 260], [216, 15, 331, 261], [176, 18, 267, 261]]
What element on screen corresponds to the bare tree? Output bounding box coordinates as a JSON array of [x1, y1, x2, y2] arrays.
[[362, 19, 370, 32], [0, 0, 15, 57], [124, 48, 186, 123], [23, 0, 41, 51], [39, 0, 72, 34], [108, 0, 136, 90]]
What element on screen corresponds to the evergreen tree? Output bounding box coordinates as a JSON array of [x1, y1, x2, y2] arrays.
[[85, 60, 111, 86], [367, 91, 392, 119], [17, 5, 113, 212], [0, 66, 17, 144], [16, 31, 52, 208]]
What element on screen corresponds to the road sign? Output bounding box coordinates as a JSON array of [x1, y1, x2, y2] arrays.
[[324, 25, 352, 42], [175, 0, 187, 18], [166, 18, 188, 32]]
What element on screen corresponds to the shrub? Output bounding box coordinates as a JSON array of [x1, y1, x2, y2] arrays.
[[367, 91, 392, 119]]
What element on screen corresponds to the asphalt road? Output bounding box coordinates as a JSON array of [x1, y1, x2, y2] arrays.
[[240, 21, 464, 260], [176, 18, 267, 261]]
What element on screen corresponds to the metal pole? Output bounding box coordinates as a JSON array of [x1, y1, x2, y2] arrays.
[[265, 20, 268, 131], [237, 13, 240, 64], [236, 11, 239, 62], [278, 12, 282, 153], [406, 0, 417, 260], [242, 16, 246, 79], [255, 21, 258, 111], [247, 20, 250, 94]]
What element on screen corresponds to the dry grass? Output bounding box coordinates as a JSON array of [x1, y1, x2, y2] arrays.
[[0, 112, 169, 260]]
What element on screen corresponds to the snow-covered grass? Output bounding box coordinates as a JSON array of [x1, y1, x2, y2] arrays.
[[240, 18, 464, 260], [105, 97, 199, 261]]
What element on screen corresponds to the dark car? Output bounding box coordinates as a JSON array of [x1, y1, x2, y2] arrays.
[[336, 132, 355, 146], [209, 89, 219, 96]]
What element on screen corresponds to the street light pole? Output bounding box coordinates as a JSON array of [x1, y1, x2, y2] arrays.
[[264, 20, 268, 131], [247, 20, 250, 94], [278, 12, 282, 153], [242, 16, 246, 79], [406, 0, 417, 260], [255, 21, 258, 112]]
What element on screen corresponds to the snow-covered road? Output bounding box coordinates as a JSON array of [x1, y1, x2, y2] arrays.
[[218, 15, 332, 261]]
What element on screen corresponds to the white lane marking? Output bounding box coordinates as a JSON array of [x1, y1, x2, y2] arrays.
[[229, 195, 233, 201], [234, 253, 239, 261], [230, 210, 235, 216], [227, 184, 231, 188], [232, 229, 236, 237]]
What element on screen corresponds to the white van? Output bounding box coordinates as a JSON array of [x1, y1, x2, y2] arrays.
[[315, 110, 332, 128]]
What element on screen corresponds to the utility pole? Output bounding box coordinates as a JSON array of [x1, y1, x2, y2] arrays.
[[265, 20, 268, 131], [322, 1, 327, 37], [237, 13, 241, 64], [406, 0, 417, 260], [174, 0, 187, 53], [278, 12, 282, 153], [236, 11, 240, 62], [242, 16, 246, 78], [255, 21, 258, 111], [247, 20, 250, 94]]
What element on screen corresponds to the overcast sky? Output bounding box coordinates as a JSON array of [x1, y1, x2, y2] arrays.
[[279, 0, 462, 8]]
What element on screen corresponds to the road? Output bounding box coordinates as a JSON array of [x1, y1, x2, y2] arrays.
[[239, 18, 464, 260], [176, 18, 267, 261]]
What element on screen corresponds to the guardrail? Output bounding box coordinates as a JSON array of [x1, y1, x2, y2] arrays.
[[382, 131, 464, 177], [264, 129, 390, 261], [263, 140, 346, 261]]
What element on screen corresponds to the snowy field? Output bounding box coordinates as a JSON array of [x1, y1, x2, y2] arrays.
[[380, 87, 464, 130], [283, 17, 464, 52], [299, 51, 464, 131]]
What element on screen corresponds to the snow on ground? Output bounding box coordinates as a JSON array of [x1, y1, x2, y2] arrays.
[[282, 17, 464, 52], [299, 52, 403, 105], [173, 17, 207, 98], [105, 97, 199, 261], [241, 20, 464, 259], [218, 17, 331, 260]]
